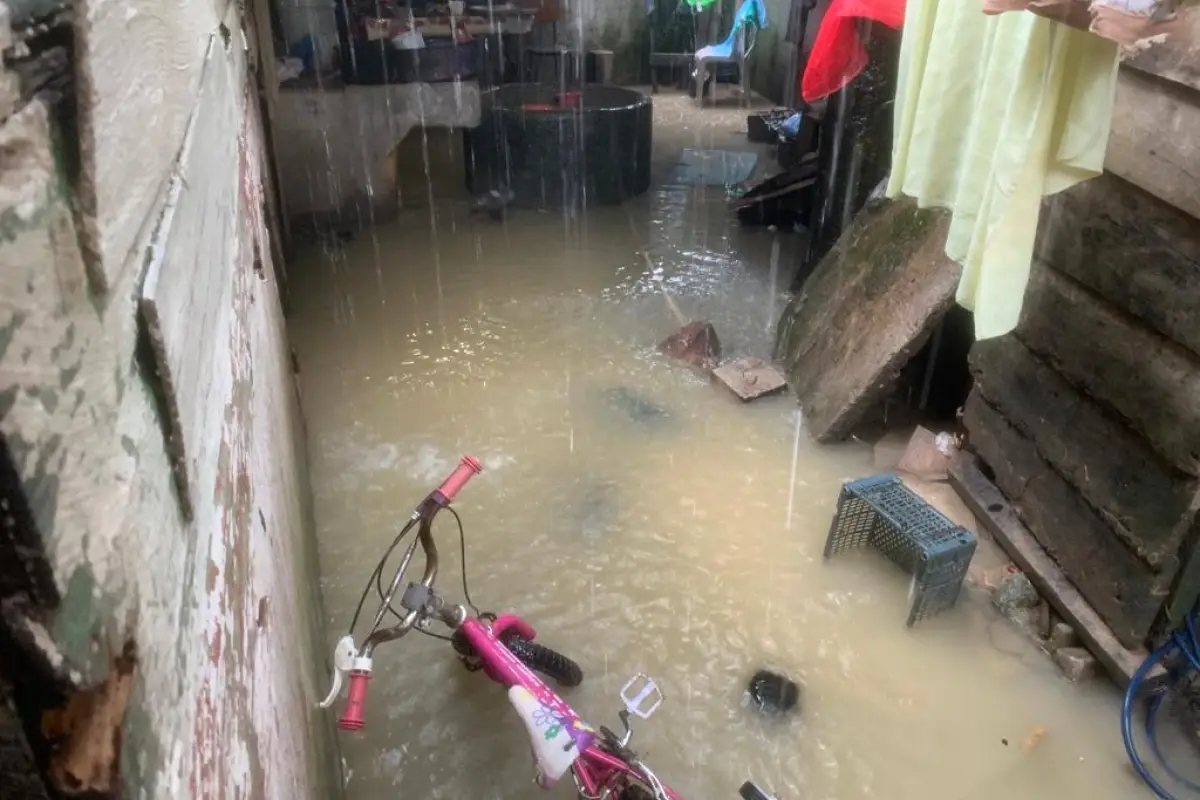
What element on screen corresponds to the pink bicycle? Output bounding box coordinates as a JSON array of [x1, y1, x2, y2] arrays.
[[319, 456, 779, 800]]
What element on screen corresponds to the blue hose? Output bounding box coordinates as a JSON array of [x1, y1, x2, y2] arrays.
[[1122, 610, 1200, 799]]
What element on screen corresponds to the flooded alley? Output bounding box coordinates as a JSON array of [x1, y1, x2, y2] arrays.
[[288, 97, 1149, 799]]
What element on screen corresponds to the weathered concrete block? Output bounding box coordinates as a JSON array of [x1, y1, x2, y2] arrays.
[[1035, 174, 1200, 359], [1017, 266, 1200, 478], [1053, 646, 1098, 683], [774, 197, 960, 442], [1047, 622, 1079, 653], [970, 335, 1200, 567], [964, 391, 1168, 647]]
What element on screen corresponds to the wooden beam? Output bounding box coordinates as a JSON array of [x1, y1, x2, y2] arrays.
[[949, 453, 1165, 688], [1106, 67, 1200, 222], [969, 336, 1200, 566], [1124, 5, 1200, 93], [1016, 267, 1200, 478], [1035, 173, 1200, 359]]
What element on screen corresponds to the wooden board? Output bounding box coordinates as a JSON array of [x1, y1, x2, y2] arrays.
[[1124, 6, 1200, 92], [774, 198, 961, 441], [139, 35, 242, 521], [1035, 173, 1200, 358], [970, 336, 1199, 566], [1016, 267, 1200, 478], [1106, 67, 1200, 222], [75, 0, 219, 294], [962, 392, 1170, 649], [949, 452, 1165, 688], [712, 357, 787, 401]]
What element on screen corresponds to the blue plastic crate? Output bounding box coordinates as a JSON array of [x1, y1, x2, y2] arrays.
[[824, 474, 976, 626]]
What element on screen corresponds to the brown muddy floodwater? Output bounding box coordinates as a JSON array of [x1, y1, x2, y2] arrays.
[[288, 95, 1148, 799]]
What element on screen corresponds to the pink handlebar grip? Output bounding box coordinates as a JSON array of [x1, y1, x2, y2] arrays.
[[435, 456, 483, 503], [338, 671, 371, 731]]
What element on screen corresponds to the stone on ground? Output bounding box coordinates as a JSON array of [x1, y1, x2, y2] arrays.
[[896, 425, 957, 481], [659, 321, 721, 370], [993, 571, 1040, 613], [1053, 646, 1098, 683], [1047, 622, 1079, 653]]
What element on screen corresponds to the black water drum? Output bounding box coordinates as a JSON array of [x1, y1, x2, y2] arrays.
[[463, 84, 652, 210]]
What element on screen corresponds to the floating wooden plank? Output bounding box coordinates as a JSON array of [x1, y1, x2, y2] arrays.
[[962, 392, 1170, 649], [75, 0, 218, 293], [1106, 67, 1200, 222], [1035, 173, 1200, 358], [970, 335, 1200, 566], [949, 452, 1165, 688], [774, 197, 960, 441], [139, 35, 242, 521], [712, 357, 787, 401], [1017, 267, 1200, 478]]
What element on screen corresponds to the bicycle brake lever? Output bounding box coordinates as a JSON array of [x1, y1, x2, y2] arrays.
[[318, 635, 360, 708]]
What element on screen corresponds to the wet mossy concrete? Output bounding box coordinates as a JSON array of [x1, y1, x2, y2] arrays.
[[774, 196, 959, 441]]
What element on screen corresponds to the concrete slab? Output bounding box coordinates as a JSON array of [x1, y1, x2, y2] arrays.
[[774, 197, 960, 442]]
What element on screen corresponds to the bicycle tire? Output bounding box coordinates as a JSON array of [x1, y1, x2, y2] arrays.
[[502, 634, 584, 687], [617, 784, 655, 800]]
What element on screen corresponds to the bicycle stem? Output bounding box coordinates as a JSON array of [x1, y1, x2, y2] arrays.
[[362, 511, 442, 656]]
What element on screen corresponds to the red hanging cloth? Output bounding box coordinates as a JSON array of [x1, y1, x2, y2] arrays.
[[800, 0, 906, 104]]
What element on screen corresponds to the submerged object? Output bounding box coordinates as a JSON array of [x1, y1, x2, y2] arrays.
[[747, 669, 800, 715], [599, 386, 672, 427], [471, 187, 515, 221]]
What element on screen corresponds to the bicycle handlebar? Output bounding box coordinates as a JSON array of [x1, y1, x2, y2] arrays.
[[334, 455, 483, 732], [338, 669, 371, 730], [435, 456, 484, 504]]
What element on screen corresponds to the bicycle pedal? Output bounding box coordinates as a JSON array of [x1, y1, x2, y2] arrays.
[[620, 673, 663, 720]]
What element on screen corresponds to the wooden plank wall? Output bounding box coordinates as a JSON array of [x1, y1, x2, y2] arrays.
[[965, 173, 1200, 648], [964, 34, 1200, 647]]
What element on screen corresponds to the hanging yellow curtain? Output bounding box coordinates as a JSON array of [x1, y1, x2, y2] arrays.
[[886, 0, 1120, 340]]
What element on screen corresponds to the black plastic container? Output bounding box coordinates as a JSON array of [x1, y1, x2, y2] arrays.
[[464, 84, 652, 209]]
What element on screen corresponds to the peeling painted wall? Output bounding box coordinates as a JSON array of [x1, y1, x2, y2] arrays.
[[0, 1, 337, 797]]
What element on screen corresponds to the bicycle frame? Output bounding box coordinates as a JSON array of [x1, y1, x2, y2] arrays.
[[324, 455, 682, 799], [458, 613, 683, 799]]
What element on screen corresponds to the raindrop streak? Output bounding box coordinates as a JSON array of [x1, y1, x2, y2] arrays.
[[786, 409, 804, 530]]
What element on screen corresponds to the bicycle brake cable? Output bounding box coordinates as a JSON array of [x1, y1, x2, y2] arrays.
[[349, 515, 420, 635]]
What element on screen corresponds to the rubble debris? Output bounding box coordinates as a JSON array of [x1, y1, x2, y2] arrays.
[[658, 321, 721, 371], [993, 570, 1039, 614], [1035, 599, 1053, 639], [950, 453, 1164, 688], [1053, 646, 1098, 683], [896, 425, 958, 481], [1047, 622, 1079, 653], [746, 669, 800, 716], [712, 357, 787, 401]]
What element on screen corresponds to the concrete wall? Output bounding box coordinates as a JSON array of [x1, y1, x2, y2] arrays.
[[0, 0, 336, 796], [274, 82, 481, 222]]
